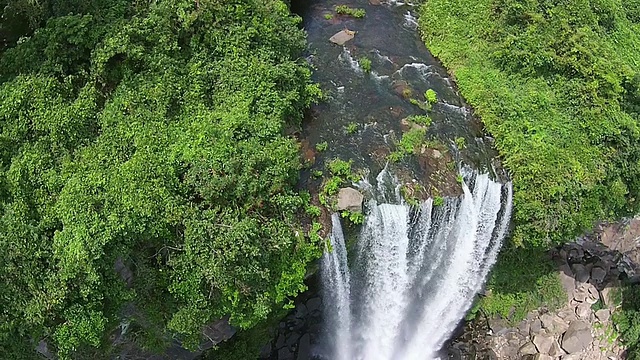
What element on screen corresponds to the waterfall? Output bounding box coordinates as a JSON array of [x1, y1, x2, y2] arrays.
[[320, 169, 513, 360]]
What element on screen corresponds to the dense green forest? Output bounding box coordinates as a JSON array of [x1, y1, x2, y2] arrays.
[[420, 0, 640, 352], [0, 0, 321, 358]]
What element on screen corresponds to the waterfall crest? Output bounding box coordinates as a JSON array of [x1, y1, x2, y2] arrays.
[[321, 170, 513, 360]]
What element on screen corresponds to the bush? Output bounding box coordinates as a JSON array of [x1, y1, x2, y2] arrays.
[[335, 5, 366, 18], [359, 57, 372, 73]]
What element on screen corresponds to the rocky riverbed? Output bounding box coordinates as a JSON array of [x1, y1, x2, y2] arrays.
[[448, 217, 640, 360]]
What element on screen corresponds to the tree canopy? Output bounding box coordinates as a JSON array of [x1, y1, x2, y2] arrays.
[[0, 0, 321, 358]]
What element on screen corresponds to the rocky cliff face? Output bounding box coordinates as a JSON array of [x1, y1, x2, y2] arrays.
[[448, 217, 640, 360]]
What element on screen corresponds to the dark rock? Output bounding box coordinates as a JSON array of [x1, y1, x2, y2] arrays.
[[276, 334, 286, 349], [259, 343, 272, 359], [591, 266, 607, 284], [278, 346, 294, 360], [295, 303, 308, 318], [297, 333, 310, 360], [306, 297, 322, 313], [571, 264, 590, 284], [286, 332, 301, 349]]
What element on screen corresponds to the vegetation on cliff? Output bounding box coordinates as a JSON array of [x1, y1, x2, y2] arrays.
[[420, 0, 640, 350], [0, 0, 320, 358]]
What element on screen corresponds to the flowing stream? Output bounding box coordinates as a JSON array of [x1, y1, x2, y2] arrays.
[[320, 169, 512, 360]]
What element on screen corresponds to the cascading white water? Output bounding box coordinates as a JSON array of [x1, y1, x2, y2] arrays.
[[320, 169, 513, 360]]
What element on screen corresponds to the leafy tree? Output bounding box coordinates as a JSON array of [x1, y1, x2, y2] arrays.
[[0, 0, 321, 358]]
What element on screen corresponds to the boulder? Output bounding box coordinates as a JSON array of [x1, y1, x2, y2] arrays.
[[558, 264, 576, 300], [595, 309, 611, 323], [297, 333, 310, 360], [488, 318, 508, 335], [278, 346, 294, 360], [571, 264, 590, 284], [600, 285, 618, 308], [336, 187, 363, 212], [519, 342, 538, 356], [533, 334, 554, 354], [548, 339, 565, 357], [540, 313, 569, 335], [306, 297, 322, 313], [530, 318, 543, 335], [533, 354, 553, 360], [575, 302, 592, 319], [561, 321, 592, 354], [329, 29, 355, 45], [591, 266, 607, 284]]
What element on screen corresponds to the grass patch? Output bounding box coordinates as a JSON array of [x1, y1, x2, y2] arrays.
[[476, 245, 566, 323], [359, 57, 372, 73]]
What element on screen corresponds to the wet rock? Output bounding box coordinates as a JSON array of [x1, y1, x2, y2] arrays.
[[276, 334, 286, 349], [329, 29, 355, 45], [278, 346, 294, 360], [295, 303, 308, 319], [336, 187, 363, 212], [286, 332, 300, 348], [369, 0, 382, 4], [561, 321, 592, 354], [591, 266, 607, 284], [297, 334, 310, 360], [306, 297, 321, 313]]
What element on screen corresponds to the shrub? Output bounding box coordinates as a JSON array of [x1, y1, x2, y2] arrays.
[[335, 5, 366, 18], [359, 57, 372, 73], [425, 89, 437, 104], [315, 141, 328, 152]]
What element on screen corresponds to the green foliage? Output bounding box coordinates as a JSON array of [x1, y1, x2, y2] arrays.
[[341, 210, 364, 225], [359, 57, 372, 73], [335, 5, 366, 18], [315, 141, 328, 152], [323, 176, 343, 197], [324, 13, 333, 20], [433, 196, 445, 206], [345, 122, 358, 134], [0, 0, 321, 357], [406, 115, 432, 127], [312, 170, 323, 178], [305, 205, 322, 218], [389, 128, 427, 161], [420, 0, 640, 246], [424, 89, 437, 104], [612, 284, 640, 359], [327, 158, 353, 177], [478, 246, 566, 323], [454, 136, 466, 149]]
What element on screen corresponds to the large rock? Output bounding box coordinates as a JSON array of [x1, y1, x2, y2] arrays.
[[591, 266, 607, 284], [571, 264, 590, 284], [561, 321, 593, 354], [297, 333, 310, 360], [336, 187, 364, 212], [595, 309, 611, 323], [533, 334, 554, 354], [519, 342, 538, 356], [329, 29, 355, 45], [540, 313, 569, 335]]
